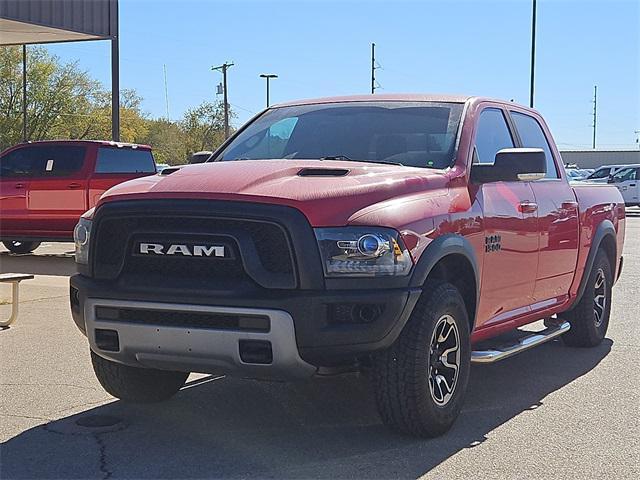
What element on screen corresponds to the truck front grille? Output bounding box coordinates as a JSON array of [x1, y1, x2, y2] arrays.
[[91, 202, 298, 290]]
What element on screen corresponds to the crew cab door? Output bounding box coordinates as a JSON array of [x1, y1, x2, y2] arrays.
[[26, 144, 89, 235], [509, 110, 579, 303], [471, 108, 539, 327], [609, 166, 639, 205], [0, 147, 32, 235]]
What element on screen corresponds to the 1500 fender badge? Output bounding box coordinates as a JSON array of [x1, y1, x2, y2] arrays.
[[485, 235, 502, 253]]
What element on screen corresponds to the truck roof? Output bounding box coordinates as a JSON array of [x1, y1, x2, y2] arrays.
[[273, 93, 481, 108], [9, 140, 152, 150]]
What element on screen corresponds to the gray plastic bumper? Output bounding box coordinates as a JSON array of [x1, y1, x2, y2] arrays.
[[84, 298, 317, 380]]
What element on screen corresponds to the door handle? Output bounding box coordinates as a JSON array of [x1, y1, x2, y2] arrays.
[[518, 201, 538, 214], [629, 184, 637, 187], [67, 183, 82, 189], [561, 201, 578, 209], [15, 183, 25, 189]]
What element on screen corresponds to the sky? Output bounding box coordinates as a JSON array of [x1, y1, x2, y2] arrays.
[[44, 0, 640, 150]]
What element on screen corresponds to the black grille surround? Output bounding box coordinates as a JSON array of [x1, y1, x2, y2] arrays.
[[89, 200, 325, 291]]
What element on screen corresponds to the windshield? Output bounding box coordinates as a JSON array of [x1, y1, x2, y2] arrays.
[[213, 101, 464, 169]]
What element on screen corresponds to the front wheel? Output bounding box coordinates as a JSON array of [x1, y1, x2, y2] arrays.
[[562, 249, 612, 347], [91, 351, 189, 403], [372, 283, 471, 437], [2, 240, 41, 254]]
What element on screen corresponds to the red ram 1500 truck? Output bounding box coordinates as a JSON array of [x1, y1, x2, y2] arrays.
[[0, 140, 156, 253], [70, 95, 625, 437]]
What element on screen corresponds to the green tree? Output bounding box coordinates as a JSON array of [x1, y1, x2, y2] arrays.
[[1, 46, 234, 161], [142, 119, 188, 165], [181, 101, 233, 155], [0, 46, 148, 151], [1, 46, 98, 149]]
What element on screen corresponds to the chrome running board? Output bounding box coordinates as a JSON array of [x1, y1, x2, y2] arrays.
[[471, 321, 571, 364]]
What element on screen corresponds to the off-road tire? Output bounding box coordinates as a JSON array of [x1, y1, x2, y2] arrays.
[[372, 282, 471, 437], [562, 249, 612, 347], [3, 240, 41, 254], [91, 351, 189, 403]]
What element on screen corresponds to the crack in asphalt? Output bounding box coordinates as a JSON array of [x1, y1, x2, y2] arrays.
[[1, 413, 52, 422], [42, 422, 115, 480], [0, 382, 98, 391], [52, 399, 111, 416], [95, 433, 114, 480]]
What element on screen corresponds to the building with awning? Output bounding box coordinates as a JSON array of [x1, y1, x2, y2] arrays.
[[0, 0, 121, 140]]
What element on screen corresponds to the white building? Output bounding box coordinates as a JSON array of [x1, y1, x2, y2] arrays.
[[560, 150, 640, 169]]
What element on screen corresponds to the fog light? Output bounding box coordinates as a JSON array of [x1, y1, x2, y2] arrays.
[[95, 329, 119, 352]]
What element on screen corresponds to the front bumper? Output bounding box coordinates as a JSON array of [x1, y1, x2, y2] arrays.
[[83, 298, 316, 380], [70, 275, 421, 375]]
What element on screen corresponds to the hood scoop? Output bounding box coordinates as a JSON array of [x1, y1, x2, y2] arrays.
[[160, 166, 183, 176], [297, 167, 350, 177]]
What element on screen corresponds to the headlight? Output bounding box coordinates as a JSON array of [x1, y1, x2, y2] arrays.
[[74, 215, 93, 265], [315, 227, 413, 277]]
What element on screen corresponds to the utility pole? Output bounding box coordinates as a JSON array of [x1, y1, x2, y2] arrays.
[[529, 0, 537, 108], [212, 62, 234, 139], [109, 0, 120, 142], [110, 0, 120, 141], [22, 45, 27, 142], [371, 43, 378, 94], [259, 74, 278, 107], [592, 85, 598, 149], [163, 64, 170, 120]]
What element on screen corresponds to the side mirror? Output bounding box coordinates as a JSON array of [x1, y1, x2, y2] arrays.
[[607, 175, 615, 184], [471, 148, 546, 183]]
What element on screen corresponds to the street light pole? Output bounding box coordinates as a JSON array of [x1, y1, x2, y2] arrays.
[[529, 0, 537, 108], [259, 74, 278, 107], [22, 45, 27, 142]]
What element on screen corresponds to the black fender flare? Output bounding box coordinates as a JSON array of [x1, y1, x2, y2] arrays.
[[569, 219, 617, 309], [409, 234, 480, 322]]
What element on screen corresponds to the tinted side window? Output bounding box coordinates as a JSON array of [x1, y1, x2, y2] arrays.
[[35, 146, 86, 176], [474, 108, 514, 164], [612, 167, 637, 182], [588, 168, 611, 179], [95, 148, 156, 173], [511, 112, 558, 179], [0, 149, 34, 178]]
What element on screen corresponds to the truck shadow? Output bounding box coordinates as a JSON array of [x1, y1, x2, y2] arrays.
[[2, 339, 612, 479]]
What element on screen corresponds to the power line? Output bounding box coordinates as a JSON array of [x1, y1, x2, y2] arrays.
[[212, 62, 234, 139]]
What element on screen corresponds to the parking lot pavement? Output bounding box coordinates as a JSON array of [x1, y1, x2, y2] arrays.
[[1, 217, 639, 480]]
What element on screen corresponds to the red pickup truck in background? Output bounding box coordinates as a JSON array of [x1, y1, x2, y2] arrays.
[[69, 95, 625, 437], [0, 140, 156, 253]]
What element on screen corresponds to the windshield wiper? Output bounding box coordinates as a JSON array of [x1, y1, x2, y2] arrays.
[[367, 159, 404, 166], [320, 155, 403, 166]]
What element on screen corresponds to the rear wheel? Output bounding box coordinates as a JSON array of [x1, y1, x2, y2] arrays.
[[2, 240, 41, 254], [372, 283, 471, 437], [562, 249, 612, 347], [91, 351, 189, 403]]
